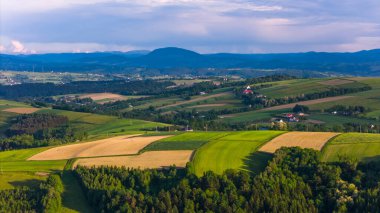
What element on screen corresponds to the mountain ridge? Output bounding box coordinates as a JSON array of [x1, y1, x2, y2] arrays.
[[1, 47, 380, 76]]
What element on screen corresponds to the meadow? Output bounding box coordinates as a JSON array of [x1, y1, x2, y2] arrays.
[[255, 78, 365, 98], [309, 78, 380, 119], [143, 132, 230, 151], [321, 133, 380, 162], [191, 131, 284, 176]]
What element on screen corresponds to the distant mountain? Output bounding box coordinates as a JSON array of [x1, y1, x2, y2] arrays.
[[1, 47, 380, 76]]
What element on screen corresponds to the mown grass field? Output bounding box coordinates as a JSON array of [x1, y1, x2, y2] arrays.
[[321, 133, 380, 162], [0, 172, 47, 190], [219, 109, 287, 123], [191, 131, 284, 176], [0, 148, 67, 191], [143, 132, 230, 151], [0, 148, 67, 172]]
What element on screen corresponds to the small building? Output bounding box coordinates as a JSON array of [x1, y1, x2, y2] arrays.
[[243, 86, 254, 95]]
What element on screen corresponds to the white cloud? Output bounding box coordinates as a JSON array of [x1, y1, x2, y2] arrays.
[[0, 45, 5, 52], [1, 0, 380, 53], [11, 40, 28, 53]]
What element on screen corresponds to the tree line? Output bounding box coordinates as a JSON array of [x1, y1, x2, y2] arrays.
[[75, 147, 380, 212], [0, 174, 63, 213], [0, 80, 175, 99], [0, 114, 87, 151]]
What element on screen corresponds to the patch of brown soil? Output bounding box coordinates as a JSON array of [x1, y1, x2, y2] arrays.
[[74, 150, 193, 169], [259, 132, 339, 153], [28, 135, 172, 160], [2, 107, 40, 114], [80, 93, 125, 101]]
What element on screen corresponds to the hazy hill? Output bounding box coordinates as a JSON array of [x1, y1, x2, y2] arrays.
[[1, 47, 380, 76]]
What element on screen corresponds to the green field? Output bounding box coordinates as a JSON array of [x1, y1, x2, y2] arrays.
[[321, 133, 380, 162], [191, 131, 284, 176], [0, 148, 67, 191], [143, 132, 230, 151], [308, 114, 380, 126], [0, 172, 47, 190], [0, 148, 67, 172], [36, 109, 169, 138], [309, 78, 380, 118], [256, 78, 366, 98]]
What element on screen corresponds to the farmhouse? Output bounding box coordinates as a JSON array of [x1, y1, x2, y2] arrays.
[[243, 86, 253, 95]]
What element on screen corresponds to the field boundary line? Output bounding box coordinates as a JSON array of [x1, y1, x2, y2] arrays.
[[319, 133, 342, 157]]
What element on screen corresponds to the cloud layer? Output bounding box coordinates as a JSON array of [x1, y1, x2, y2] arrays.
[[1, 0, 380, 53]]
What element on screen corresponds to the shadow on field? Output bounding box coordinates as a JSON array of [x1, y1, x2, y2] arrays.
[[10, 179, 44, 189], [61, 171, 94, 213], [362, 155, 380, 162], [242, 151, 273, 175]]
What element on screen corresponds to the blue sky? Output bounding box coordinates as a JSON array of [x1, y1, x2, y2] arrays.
[[1, 0, 380, 53]]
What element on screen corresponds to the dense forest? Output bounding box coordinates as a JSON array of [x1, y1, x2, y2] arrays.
[[0, 114, 86, 151], [0, 174, 63, 213], [74, 147, 380, 212], [0, 80, 175, 99]]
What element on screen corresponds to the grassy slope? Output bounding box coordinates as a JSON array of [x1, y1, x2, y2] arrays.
[[37, 109, 169, 138], [0, 148, 66, 190], [220, 109, 288, 123], [321, 133, 380, 162], [221, 78, 379, 124], [0, 172, 46, 190], [61, 171, 93, 213], [0, 148, 67, 172], [309, 78, 380, 118], [256, 78, 366, 98], [143, 132, 230, 151], [191, 131, 284, 176]]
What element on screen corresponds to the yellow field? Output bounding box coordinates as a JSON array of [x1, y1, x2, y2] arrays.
[[28, 135, 172, 160], [259, 132, 339, 153], [74, 150, 193, 169], [2, 107, 41, 114], [79, 92, 125, 101]]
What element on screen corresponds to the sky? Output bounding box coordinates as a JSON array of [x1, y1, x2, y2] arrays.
[[1, 0, 380, 54]]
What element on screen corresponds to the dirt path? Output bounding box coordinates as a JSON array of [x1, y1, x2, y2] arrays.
[[259, 132, 339, 153], [28, 135, 172, 160], [74, 150, 193, 169], [158, 92, 232, 109], [257, 96, 353, 112], [187, 104, 227, 108]]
